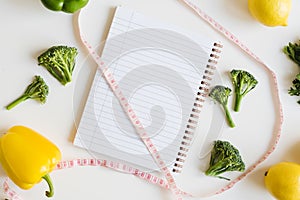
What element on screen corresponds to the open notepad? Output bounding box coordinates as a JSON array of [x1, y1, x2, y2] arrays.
[[74, 6, 222, 172]]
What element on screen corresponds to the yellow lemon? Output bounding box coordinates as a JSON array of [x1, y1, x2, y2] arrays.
[[264, 162, 300, 200], [248, 0, 292, 27]]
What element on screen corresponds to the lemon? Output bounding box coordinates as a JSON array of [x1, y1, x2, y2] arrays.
[[264, 162, 300, 200], [248, 0, 292, 27]]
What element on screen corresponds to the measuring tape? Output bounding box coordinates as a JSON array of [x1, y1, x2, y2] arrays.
[[2, 0, 283, 199], [179, 0, 284, 195]]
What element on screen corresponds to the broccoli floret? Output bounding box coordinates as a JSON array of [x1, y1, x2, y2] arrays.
[[209, 85, 235, 128], [205, 140, 245, 180], [6, 75, 49, 110], [37, 45, 78, 85], [230, 69, 258, 112]]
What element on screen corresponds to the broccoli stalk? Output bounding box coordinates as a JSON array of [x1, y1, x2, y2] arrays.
[[6, 76, 49, 110], [38, 45, 78, 85], [209, 85, 235, 128], [230, 69, 258, 112], [205, 140, 245, 180]]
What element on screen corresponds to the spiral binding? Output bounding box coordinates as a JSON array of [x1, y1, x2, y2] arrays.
[[172, 42, 223, 173]]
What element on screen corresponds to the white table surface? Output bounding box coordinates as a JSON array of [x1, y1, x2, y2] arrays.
[[1, 0, 300, 199]]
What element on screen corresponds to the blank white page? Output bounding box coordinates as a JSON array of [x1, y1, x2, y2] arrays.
[[74, 6, 219, 171]]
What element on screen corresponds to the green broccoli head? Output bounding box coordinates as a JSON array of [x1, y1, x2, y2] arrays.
[[38, 45, 78, 85], [209, 85, 235, 128], [230, 69, 258, 112], [205, 140, 245, 180], [6, 75, 49, 110]]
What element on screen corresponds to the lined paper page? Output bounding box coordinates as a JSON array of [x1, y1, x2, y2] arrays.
[[74, 6, 216, 171]]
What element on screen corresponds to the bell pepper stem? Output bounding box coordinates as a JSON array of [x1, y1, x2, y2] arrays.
[[42, 174, 54, 197]]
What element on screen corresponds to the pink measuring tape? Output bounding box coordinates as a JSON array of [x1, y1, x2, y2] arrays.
[[3, 1, 283, 199]]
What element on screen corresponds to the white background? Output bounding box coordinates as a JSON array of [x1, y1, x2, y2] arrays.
[[0, 0, 300, 199]]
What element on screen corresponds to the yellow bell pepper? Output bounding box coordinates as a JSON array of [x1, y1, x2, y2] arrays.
[[0, 125, 61, 197]]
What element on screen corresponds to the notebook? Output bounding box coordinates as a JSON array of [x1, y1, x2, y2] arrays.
[[73, 6, 222, 173]]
